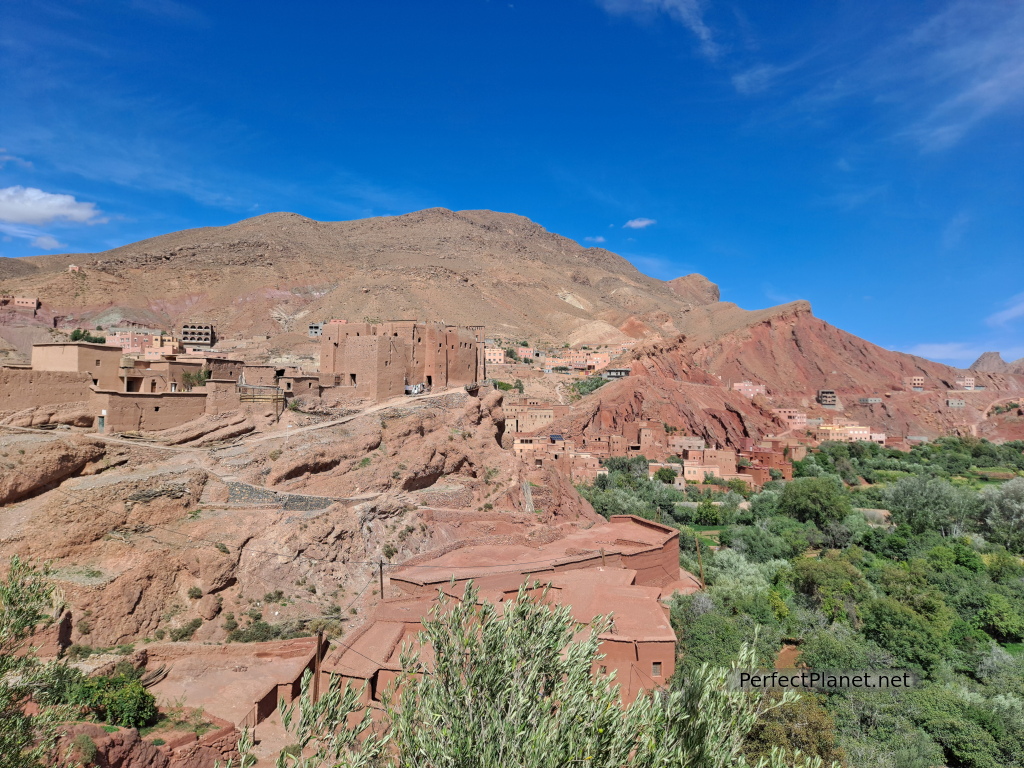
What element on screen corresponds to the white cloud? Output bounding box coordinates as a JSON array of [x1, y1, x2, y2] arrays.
[[987, 292, 1024, 327], [30, 234, 64, 250], [0, 149, 32, 170], [623, 217, 657, 229], [0, 186, 103, 226], [941, 211, 972, 250], [796, 1, 1024, 152], [595, 0, 720, 60], [584, 236, 607, 243], [732, 63, 789, 95]]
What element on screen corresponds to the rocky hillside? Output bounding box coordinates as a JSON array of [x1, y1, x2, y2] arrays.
[[548, 302, 1024, 445], [0, 208, 722, 347], [971, 352, 1024, 375]]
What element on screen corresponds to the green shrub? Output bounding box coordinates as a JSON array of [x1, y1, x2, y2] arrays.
[[169, 618, 202, 642], [72, 733, 98, 764], [777, 476, 852, 527], [98, 677, 158, 728], [187, 587, 203, 599]]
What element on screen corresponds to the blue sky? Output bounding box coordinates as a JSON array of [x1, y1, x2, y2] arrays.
[[1, 0, 1022, 366]]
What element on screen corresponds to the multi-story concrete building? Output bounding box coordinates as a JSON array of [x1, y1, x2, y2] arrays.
[[180, 323, 215, 348], [320, 320, 485, 402], [484, 347, 507, 366], [817, 389, 838, 407]]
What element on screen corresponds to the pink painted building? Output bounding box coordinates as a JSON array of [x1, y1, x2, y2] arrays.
[[732, 380, 766, 398]]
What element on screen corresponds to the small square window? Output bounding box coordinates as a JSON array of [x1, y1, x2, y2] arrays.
[[95, 360, 101, 366], [651, 662, 663, 677], [154, 407, 160, 412]]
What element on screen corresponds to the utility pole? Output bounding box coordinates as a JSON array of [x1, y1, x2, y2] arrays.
[[378, 559, 385, 599]]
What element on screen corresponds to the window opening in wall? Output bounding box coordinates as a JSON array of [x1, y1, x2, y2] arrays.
[[170, 383, 177, 392], [651, 662, 662, 677], [95, 359, 101, 366], [154, 407, 160, 412], [92, 379, 98, 386]]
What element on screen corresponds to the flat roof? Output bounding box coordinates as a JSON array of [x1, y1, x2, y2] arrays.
[[391, 515, 677, 587], [32, 342, 122, 350]]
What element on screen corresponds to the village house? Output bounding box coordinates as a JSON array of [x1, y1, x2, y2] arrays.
[[667, 435, 705, 453], [320, 320, 485, 402], [731, 380, 766, 398], [504, 396, 571, 434], [513, 434, 607, 483], [772, 408, 807, 429], [1, 295, 41, 315], [602, 367, 631, 379], [817, 389, 838, 407], [813, 422, 873, 443], [31, 342, 124, 390], [321, 516, 700, 707], [954, 376, 975, 391], [484, 347, 507, 366]]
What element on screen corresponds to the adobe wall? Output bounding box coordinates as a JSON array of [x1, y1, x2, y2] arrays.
[[322, 321, 484, 400], [167, 716, 238, 768], [92, 391, 208, 433], [31, 345, 81, 372], [0, 368, 93, 411], [621, 546, 679, 587], [242, 365, 279, 386], [204, 381, 242, 415]]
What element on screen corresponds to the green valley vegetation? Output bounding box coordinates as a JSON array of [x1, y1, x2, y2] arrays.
[[577, 438, 1024, 768], [568, 375, 609, 400], [225, 582, 835, 768]]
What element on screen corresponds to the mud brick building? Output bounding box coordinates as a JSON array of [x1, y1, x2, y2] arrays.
[[323, 515, 700, 706], [320, 320, 485, 402]]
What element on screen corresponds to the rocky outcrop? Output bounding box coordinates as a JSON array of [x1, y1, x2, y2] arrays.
[[147, 412, 255, 446], [0, 402, 95, 428], [56, 723, 169, 768], [667, 274, 720, 305], [971, 351, 1024, 374], [55, 719, 239, 768], [0, 435, 105, 504]]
